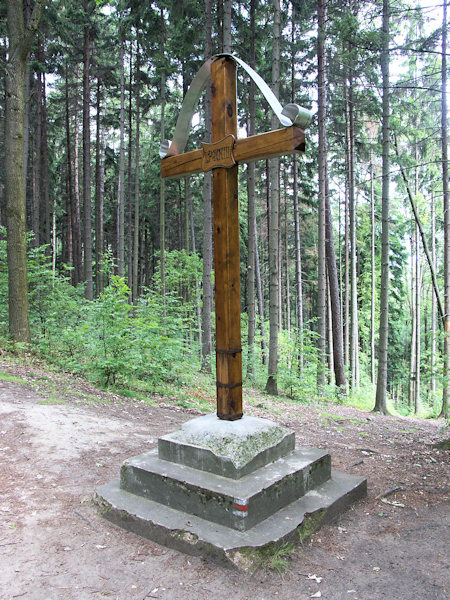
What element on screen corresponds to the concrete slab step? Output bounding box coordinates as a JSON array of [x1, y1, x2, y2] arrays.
[[94, 469, 367, 569], [120, 446, 331, 531]]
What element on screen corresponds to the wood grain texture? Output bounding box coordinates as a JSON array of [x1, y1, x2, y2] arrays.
[[160, 126, 305, 179], [211, 57, 243, 420]]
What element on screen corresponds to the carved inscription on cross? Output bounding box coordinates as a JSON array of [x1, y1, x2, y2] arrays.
[[161, 56, 306, 421]]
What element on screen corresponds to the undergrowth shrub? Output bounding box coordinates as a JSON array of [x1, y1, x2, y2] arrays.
[[0, 235, 202, 390]]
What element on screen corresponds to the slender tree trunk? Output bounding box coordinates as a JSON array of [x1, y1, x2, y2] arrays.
[[431, 193, 436, 396], [293, 156, 304, 372], [201, 0, 213, 372], [255, 219, 267, 365], [441, 0, 449, 418], [415, 225, 422, 414], [285, 195, 291, 333], [374, 0, 390, 414], [82, 0, 93, 300], [73, 67, 83, 285], [184, 176, 190, 252], [64, 66, 74, 283], [408, 236, 417, 408], [133, 39, 141, 303], [127, 44, 133, 288], [37, 35, 49, 248], [32, 65, 41, 247], [94, 78, 104, 295], [370, 155, 376, 384], [344, 182, 350, 366], [266, 0, 281, 395], [348, 70, 359, 388], [223, 0, 232, 52], [117, 35, 126, 279], [316, 0, 327, 391], [246, 0, 256, 380], [159, 9, 166, 296], [23, 1, 31, 202], [278, 187, 283, 332], [291, 14, 304, 372], [186, 175, 201, 350], [325, 173, 347, 391], [41, 70, 50, 248], [327, 278, 334, 380], [5, 0, 44, 343], [394, 137, 445, 326]]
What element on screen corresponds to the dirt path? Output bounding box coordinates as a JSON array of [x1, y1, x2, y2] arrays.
[[0, 360, 448, 600]]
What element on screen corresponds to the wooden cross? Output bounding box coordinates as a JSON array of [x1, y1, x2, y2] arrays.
[[161, 56, 306, 421]]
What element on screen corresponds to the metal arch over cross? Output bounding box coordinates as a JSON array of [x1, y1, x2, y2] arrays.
[[160, 54, 311, 421]]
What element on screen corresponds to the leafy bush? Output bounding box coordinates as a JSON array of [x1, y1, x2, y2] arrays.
[[0, 236, 203, 390]]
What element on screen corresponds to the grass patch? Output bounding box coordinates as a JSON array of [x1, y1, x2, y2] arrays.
[[236, 541, 295, 574], [0, 371, 28, 385], [39, 396, 67, 405], [319, 411, 365, 427]]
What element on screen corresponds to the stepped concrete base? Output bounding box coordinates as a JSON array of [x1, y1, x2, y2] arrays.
[[158, 414, 295, 479], [94, 414, 367, 568], [95, 470, 366, 569], [120, 446, 330, 531]]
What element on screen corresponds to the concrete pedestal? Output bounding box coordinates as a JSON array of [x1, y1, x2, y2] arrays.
[[95, 414, 366, 568]]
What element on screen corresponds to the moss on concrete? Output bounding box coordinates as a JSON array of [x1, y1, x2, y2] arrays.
[[297, 509, 325, 542], [178, 425, 287, 469]]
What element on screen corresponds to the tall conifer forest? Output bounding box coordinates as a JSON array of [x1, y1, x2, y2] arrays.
[[0, 0, 448, 418]]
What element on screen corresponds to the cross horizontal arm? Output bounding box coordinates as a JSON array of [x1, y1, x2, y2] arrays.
[[160, 125, 305, 180]]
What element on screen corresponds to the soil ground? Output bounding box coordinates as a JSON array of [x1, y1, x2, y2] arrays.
[[0, 357, 448, 600]]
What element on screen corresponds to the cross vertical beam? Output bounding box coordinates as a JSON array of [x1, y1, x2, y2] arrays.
[[211, 57, 243, 420]]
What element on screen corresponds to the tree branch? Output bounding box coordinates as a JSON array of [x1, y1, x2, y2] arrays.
[[393, 134, 446, 330], [22, 0, 46, 60]]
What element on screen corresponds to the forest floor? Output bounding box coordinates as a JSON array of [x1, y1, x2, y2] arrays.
[[0, 355, 448, 600]]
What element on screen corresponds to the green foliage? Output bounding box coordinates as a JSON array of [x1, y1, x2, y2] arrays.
[[0, 240, 203, 393]]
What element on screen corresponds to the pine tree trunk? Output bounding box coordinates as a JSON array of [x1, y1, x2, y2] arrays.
[[292, 155, 304, 372], [285, 196, 291, 334], [94, 78, 104, 296], [246, 1, 256, 379], [415, 225, 422, 414], [201, 0, 213, 372], [133, 40, 141, 302], [344, 179, 350, 367], [408, 239, 417, 409], [64, 66, 74, 283], [255, 219, 268, 365], [290, 16, 304, 372], [278, 187, 283, 333], [348, 71, 359, 388], [41, 70, 50, 248], [431, 193, 436, 396], [325, 173, 347, 391], [159, 9, 166, 297], [374, 0, 390, 414], [83, 0, 93, 300], [5, 0, 44, 343], [23, 1, 31, 202], [441, 0, 449, 418], [37, 35, 50, 248], [370, 155, 376, 384], [73, 67, 83, 286], [117, 35, 126, 279], [223, 0, 232, 52], [266, 0, 281, 395], [32, 64, 42, 247], [316, 0, 327, 391], [127, 46, 134, 289]]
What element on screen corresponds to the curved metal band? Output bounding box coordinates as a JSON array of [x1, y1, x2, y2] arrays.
[[159, 53, 312, 159]]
